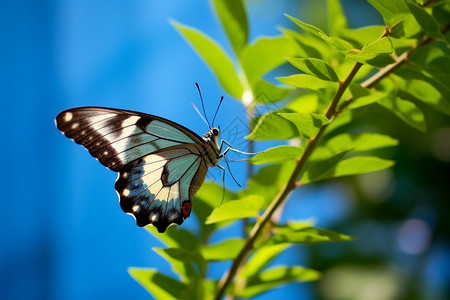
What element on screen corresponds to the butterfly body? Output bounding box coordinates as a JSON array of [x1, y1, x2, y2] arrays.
[[55, 107, 222, 233]]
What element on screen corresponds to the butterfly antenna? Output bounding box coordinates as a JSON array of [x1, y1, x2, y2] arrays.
[[195, 83, 211, 129], [211, 96, 224, 127], [191, 102, 210, 129]]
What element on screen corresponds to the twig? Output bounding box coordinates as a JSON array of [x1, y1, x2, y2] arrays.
[[214, 25, 442, 300]]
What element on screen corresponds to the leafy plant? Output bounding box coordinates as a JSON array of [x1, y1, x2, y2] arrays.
[[129, 0, 450, 299]]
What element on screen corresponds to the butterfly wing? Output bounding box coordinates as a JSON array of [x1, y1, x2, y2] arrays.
[[55, 107, 211, 232], [115, 144, 208, 232], [55, 106, 206, 171]]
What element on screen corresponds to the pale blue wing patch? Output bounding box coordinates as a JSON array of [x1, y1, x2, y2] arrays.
[[165, 155, 201, 185], [146, 120, 196, 143]]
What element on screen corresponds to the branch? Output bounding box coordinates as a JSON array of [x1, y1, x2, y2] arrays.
[[338, 33, 434, 111], [213, 59, 363, 300], [214, 25, 444, 300]]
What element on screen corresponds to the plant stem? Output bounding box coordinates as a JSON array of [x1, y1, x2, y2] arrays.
[[214, 25, 445, 300], [213, 60, 363, 300]]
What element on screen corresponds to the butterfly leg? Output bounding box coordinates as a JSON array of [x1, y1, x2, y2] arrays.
[[219, 139, 258, 157], [216, 164, 226, 205]]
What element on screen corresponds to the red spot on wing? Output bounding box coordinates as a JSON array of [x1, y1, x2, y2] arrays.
[[182, 201, 191, 216]]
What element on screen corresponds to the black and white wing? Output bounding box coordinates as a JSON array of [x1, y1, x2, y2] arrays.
[[55, 107, 210, 232]]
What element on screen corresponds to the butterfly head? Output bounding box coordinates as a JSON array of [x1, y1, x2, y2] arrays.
[[203, 126, 220, 143]]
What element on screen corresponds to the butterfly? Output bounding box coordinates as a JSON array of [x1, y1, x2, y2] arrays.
[[55, 96, 245, 233]]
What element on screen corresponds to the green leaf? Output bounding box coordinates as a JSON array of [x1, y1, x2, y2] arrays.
[[325, 109, 354, 134], [327, 0, 348, 36], [402, 78, 450, 116], [146, 226, 201, 251], [348, 83, 386, 109], [313, 133, 398, 160], [285, 14, 353, 51], [281, 27, 331, 59], [240, 36, 296, 86], [201, 239, 245, 261], [206, 195, 265, 224], [341, 26, 386, 48], [278, 112, 329, 139], [247, 145, 304, 164], [246, 112, 299, 141], [406, 0, 446, 40], [366, 0, 410, 28], [240, 244, 291, 278], [287, 58, 339, 81], [345, 37, 395, 67], [129, 268, 186, 300], [305, 156, 395, 183], [378, 96, 426, 132], [265, 227, 355, 245], [287, 93, 320, 114], [277, 74, 338, 91], [301, 150, 350, 184], [254, 79, 291, 104], [243, 163, 296, 204], [390, 14, 423, 39], [171, 20, 244, 99], [193, 182, 237, 242], [153, 248, 204, 279], [235, 266, 320, 298], [409, 45, 446, 65], [211, 0, 248, 54]]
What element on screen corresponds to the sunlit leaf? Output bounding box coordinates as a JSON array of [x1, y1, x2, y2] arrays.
[[277, 74, 339, 91], [287, 93, 320, 114], [254, 79, 291, 104], [153, 248, 204, 279], [201, 239, 245, 261], [301, 150, 350, 184], [341, 26, 386, 48], [287, 58, 339, 81], [312, 133, 398, 160], [305, 156, 395, 183], [327, 0, 348, 36], [129, 268, 186, 300], [281, 27, 331, 59], [206, 195, 265, 224], [243, 163, 296, 205], [171, 20, 244, 99], [247, 145, 304, 164], [390, 14, 423, 39], [389, 74, 450, 116], [239, 244, 291, 278], [146, 226, 202, 251], [240, 36, 296, 85], [378, 96, 426, 132], [246, 112, 299, 141], [345, 37, 395, 67], [406, 0, 445, 40], [286, 14, 353, 51], [235, 266, 320, 298], [193, 182, 237, 242], [265, 227, 355, 245], [212, 0, 248, 54], [278, 112, 329, 139], [348, 83, 386, 109], [366, 0, 410, 28]]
